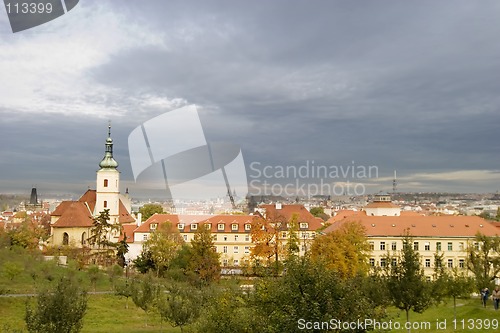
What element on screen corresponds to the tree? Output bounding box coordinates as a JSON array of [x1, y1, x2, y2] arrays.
[[188, 224, 220, 286], [143, 221, 184, 277], [250, 211, 286, 274], [87, 265, 100, 292], [384, 232, 434, 332], [131, 275, 158, 326], [133, 249, 156, 274], [139, 204, 164, 221], [310, 221, 371, 279], [309, 206, 329, 221], [115, 236, 129, 268], [467, 233, 500, 292], [444, 268, 475, 321], [286, 214, 300, 260], [88, 210, 119, 265], [157, 283, 202, 333], [252, 256, 385, 333], [114, 279, 133, 309], [25, 276, 88, 333]]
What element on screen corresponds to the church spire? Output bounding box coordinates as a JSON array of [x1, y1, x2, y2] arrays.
[[99, 122, 119, 169]]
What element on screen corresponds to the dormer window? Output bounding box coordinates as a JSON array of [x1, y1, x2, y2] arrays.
[[205, 223, 211, 230], [244, 224, 251, 231], [191, 223, 198, 230], [218, 223, 225, 231], [300, 222, 308, 229], [231, 224, 238, 231], [150, 223, 158, 230]]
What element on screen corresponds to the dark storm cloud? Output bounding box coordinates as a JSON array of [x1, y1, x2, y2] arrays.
[[1, 0, 500, 195]]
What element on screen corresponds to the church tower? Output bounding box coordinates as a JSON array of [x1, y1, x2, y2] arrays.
[[95, 124, 120, 224]]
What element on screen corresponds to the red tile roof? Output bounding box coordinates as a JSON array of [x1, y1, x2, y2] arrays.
[[119, 200, 135, 224], [260, 204, 323, 230], [52, 202, 94, 228], [138, 214, 256, 233], [324, 214, 499, 238], [365, 202, 400, 208], [79, 190, 96, 212], [119, 223, 137, 243]]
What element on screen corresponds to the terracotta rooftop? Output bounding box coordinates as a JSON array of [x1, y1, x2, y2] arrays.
[[260, 204, 323, 228], [118, 200, 135, 224], [52, 202, 94, 228], [79, 189, 96, 213], [365, 201, 400, 209], [324, 214, 499, 238], [119, 223, 138, 243]]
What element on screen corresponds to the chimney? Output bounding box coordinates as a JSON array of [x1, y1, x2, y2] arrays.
[[137, 212, 142, 227], [275, 202, 282, 210]]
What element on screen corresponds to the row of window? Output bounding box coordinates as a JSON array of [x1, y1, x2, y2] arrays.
[[177, 223, 252, 231], [220, 245, 251, 254], [370, 258, 466, 269], [371, 241, 474, 252]]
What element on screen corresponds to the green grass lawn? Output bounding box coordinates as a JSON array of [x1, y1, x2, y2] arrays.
[[384, 298, 500, 333], [0, 294, 180, 333]]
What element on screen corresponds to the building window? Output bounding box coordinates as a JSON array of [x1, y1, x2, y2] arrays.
[[300, 222, 308, 229], [474, 242, 479, 250], [436, 242, 442, 251], [245, 235, 250, 242], [63, 232, 69, 245], [244, 246, 250, 254], [458, 242, 464, 251], [448, 242, 453, 251], [245, 224, 251, 231], [424, 242, 430, 251], [183, 235, 188, 241], [447, 259, 453, 268], [380, 242, 386, 251], [282, 232, 287, 238], [103, 200, 107, 208], [223, 236, 228, 241], [413, 242, 419, 251], [234, 246, 239, 254], [212, 235, 217, 241], [369, 258, 375, 267], [369, 242, 374, 250], [81, 232, 86, 245], [233, 259, 239, 266], [143, 234, 148, 241], [178, 223, 184, 230], [205, 223, 211, 230], [103, 179, 108, 187], [391, 242, 397, 251], [223, 246, 228, 253], [150, 223, 158, 230], [380, 258, 386, 267], [391, 258, 397, 267], [435, 258, 442, 268], [425, 259, 431, 267], [234, 235, 238, 241], [223, 259, 228, 267], [231, 224, 238, 231], [459, 259, 465, 268], [191, 223, 198, 230], [218, 223, 225, 231]]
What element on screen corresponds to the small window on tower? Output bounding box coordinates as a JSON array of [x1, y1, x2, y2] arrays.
[[104, 200, 107, 208], [104, 179, 108, 187]]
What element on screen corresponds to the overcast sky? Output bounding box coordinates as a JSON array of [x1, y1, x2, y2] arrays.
[[1, 0, 499, 199]]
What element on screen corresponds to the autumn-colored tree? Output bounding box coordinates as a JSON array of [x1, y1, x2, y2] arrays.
[[143, 221, 184, 277], [250, 211, 287, 273], [310, 220, 370, 279], [188, 224, 220, 286]]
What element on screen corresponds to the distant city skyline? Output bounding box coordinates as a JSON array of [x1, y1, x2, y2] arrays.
[[1, 1, 500, 198]]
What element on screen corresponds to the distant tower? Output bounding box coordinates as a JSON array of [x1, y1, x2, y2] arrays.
[[392, 170, 397, 193], [95, 123, 120, 224], [29, 187, 38, 205]]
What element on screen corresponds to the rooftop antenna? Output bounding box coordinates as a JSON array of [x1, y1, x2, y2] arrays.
[[393, 170, 397, 193]]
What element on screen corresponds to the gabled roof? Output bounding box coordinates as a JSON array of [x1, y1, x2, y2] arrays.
[[52, 202, 94, 228], [119, 200, 135, 223], [260, 204, 323, 229], [79, 190, 97, 213], [119, 223, 138, 243], [324, 214, 499, 238]]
